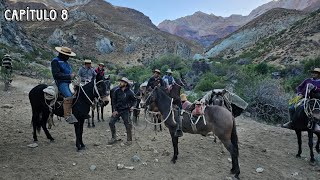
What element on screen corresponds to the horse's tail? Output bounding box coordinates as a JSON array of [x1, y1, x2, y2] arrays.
[[231, 118, 239, 157]]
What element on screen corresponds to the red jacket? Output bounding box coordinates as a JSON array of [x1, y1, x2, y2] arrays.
[[95, 67, 105, 77]]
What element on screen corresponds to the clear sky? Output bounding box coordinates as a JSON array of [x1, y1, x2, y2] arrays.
[[107, 0, 273, 25]]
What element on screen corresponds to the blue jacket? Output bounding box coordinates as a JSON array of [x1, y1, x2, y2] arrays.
[[51, 57, 72, 83]]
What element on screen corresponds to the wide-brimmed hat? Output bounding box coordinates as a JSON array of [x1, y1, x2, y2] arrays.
[[84, 59, 92, 64], [118, 77, 131, 84], [55, 47, 76, 57], [309, 68, 320, 74], [153, 69, 161, 74], [98, 63, 105, 66], [166, 69, 173, 74], [4, 54, 10, 58], [180, 94, 187, 101]]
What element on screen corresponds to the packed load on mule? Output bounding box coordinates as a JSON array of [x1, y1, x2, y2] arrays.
[[282, 68, 320, 133], [108, 77, 136, 145], [194, 89, 248, 117]]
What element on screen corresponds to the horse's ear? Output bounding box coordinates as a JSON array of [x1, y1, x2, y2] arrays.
[[222, 89, 227, 95]]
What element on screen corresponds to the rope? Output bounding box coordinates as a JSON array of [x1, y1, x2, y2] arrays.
[[144, 98, 174, 125]]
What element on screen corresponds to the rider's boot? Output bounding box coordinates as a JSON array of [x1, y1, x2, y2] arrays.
[[282, 106, 295, 129], [63, 97, 78, 124], [108, 124, 117, 145]]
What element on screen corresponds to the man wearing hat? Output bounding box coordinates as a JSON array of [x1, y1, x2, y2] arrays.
[[146, 69, 166, 90], [282, 68, 320, 132], [95, 63, 105, 78], [51, 47, 77, 123], [108, 77, 136, 145], [78, 59, 97, 83], [162, 69, 176, 91]]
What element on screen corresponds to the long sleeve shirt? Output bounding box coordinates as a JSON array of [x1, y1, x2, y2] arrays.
[[296, 78, 320, 96], [51, 57, 72, 83], [112, 87, 136, 112], [78, 66, 97, 82], [146, 76, 166, 90]]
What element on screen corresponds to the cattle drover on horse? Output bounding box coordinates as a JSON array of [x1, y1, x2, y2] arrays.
[[29, 46, 108, 150]]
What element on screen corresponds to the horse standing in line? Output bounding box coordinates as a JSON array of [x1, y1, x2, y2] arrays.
[[144, 87, 240, 179], [131, 82, 142, 124], [88, 79, 111, 127], [29, 76, 108, 151]]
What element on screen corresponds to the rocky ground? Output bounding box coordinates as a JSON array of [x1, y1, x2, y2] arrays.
[[0, 75, 320, 180]]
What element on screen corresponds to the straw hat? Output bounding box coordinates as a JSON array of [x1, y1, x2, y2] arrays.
[[84, 59, 92, 64], [309, 68, 320, 74], [166, 69, 173, 74], [98, 63, 105, 66], [153, 69, 161, 74], [118, 77, 131, 84], [180, 94, 187, 101], [55, 47, 76, 57]]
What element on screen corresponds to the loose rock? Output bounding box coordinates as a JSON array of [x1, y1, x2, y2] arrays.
[[90, 165, 96, 171], [1, 104, 13, 109], [131, 154, 141, 162], [27, 143, 38, 148], [256, 167, 264, 173]]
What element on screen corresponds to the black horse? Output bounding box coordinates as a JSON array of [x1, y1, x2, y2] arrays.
[[290, 100, 320, 164], [29, 76, 108, 151], [88, 79, 111, 127]]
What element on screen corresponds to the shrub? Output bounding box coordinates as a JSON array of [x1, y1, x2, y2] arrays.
[[195, 73, 225, 92]]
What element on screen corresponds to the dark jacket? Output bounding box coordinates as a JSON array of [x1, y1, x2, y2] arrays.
[[51, 57, 72, 83], [146, 76, 166, 90], [112, 86, 136, 112]]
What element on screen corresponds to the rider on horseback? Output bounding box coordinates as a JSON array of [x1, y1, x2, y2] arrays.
[[51, 47, 77, 123], [282, 68, 320, 132], [78, 59, 96, 83], [162, 69, 175, 92], [147, 69, 183, 137]]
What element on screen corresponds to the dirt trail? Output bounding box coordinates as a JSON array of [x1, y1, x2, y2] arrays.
[[0, 75, 320, 180]]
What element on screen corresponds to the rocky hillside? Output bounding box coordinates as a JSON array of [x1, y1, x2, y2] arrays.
[[206, 9, 320, 66], [158, 11, 249, 47], [7, 0, 202, 65], [205, 8, 306, 59], [0, 0, 32, 52], [158, 0, 319, 47]]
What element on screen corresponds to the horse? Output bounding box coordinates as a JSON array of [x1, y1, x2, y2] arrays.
[[29, 76, 108, 151], [131, 82, 141, 124], [144, 87, 240, 179], [88, 78, 111, 127], [289, 97, 320, 164], [140, 78, 185, 132]]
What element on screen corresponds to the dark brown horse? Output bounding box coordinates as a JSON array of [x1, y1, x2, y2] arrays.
[[144, 87, 240, 179]]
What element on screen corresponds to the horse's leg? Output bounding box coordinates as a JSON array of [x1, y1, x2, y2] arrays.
[[159, 115, 162, 131], [74, 122, 81, 151], [32, 111, 39, 142], [154, 115, 157, 131], [92, 113, 95, 128], [97, 103, 100, 122], [295, 130, 302, 158], [169, 129, 179, 163], [308, 131, 315, 163], [41, 111, 54, 142], [221, 139, 240, 178], [80, 119, 85, 149], [88, 109, 92, 128], [101, 105, 105, 121], [316, 133, 320, 153]]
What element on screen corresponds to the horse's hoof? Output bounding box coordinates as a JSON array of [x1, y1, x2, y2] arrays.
[[234, 174, 240, 180], [171, 159, 176, 164], [87, 125, 91, 128], [92, 124, 95, 128], [230, 168, 237, 174], [50, 139, 55, 142], [98, 120, 101, 122], [33, 140, 38, 143], [296, 154, 301, 158]]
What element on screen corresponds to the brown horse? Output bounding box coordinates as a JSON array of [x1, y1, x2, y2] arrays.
[[144, 87, 240, 179]]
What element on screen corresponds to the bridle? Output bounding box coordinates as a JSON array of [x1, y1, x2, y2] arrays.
[[77, 79, 105, 105]]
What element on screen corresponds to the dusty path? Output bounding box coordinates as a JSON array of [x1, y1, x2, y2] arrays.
[[0, 75, 320, 180]]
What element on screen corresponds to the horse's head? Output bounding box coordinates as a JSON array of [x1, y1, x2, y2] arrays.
[[209, 89, 227, 106], [95, 76, 109, 105], [170, 78, 185, 99], [306, 99, 320, 120], [104, 79, 111, 96], [143, 86, 169, 111]]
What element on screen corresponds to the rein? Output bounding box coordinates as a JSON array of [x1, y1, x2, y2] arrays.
[[79, 79, 104, 105], [144, 98, 175, 125], [303, 83, 320, 129]]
